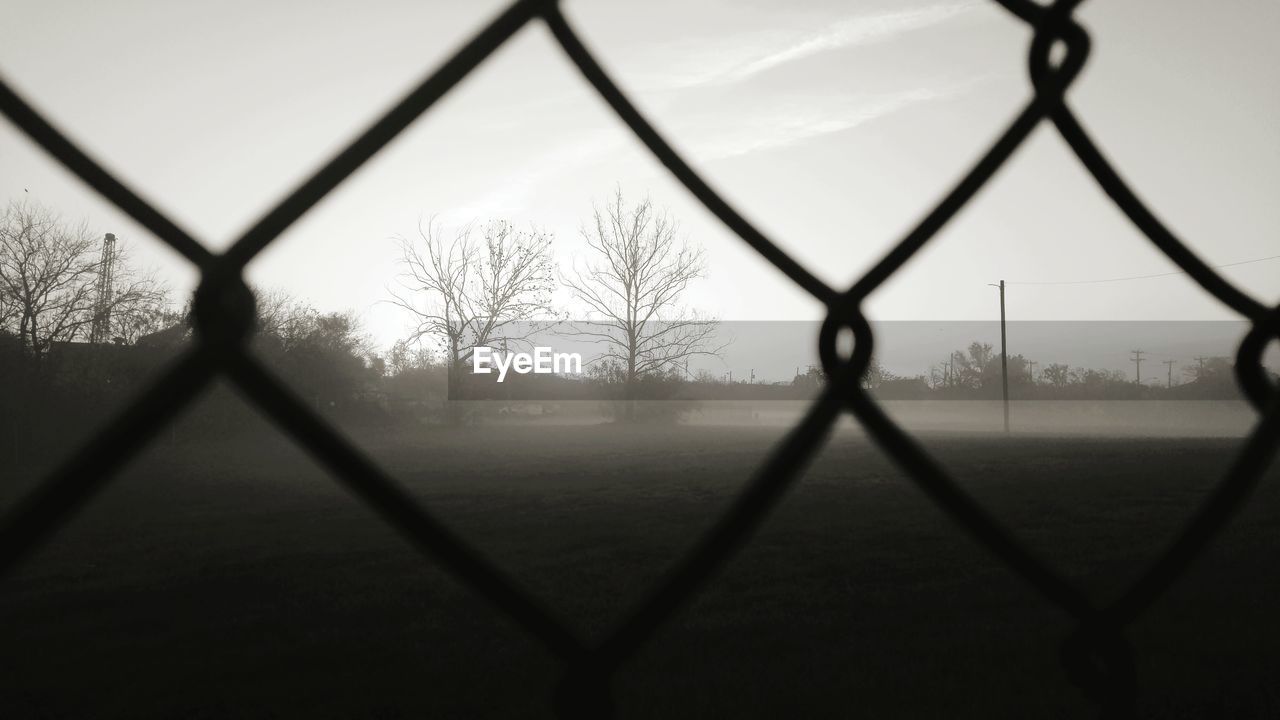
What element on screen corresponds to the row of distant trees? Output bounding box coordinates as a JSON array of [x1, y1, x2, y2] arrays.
[[923, 341, 1237, 393], [819, 341, 1248, 400], [0, 189, 1261, 447]]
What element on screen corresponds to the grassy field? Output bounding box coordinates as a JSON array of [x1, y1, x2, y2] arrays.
[[3, 421, 1280, 718]]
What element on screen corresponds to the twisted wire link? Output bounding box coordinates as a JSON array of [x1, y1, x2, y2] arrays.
[[0, 0, 1276, 716]]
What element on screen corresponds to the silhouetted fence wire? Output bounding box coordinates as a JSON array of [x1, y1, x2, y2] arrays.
[[1, 0, 1278, 716]]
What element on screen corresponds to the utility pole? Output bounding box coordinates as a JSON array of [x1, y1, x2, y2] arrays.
[[1163, 359, 1175, 389], [989, 280, 1009, 433], [1193, 356, 1209, 381], [1130, 349, 1146, 384], [1028, 360, 1038, 385]]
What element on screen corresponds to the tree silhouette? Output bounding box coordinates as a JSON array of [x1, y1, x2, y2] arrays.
[[562, 188, 722, 416], [390, 217, 556, 383]]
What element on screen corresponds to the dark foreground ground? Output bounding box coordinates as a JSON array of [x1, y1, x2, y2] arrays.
[[3, 420, 1280, 718]]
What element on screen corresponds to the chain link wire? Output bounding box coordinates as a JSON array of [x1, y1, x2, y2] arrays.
[[1, 0, 1278, 716]]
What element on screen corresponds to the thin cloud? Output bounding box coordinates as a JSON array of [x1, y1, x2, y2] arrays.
[[685, 83, 976, 160], [722, 2, 982, 84], [630, 1, 983, 91], [457, 78, 980, 218]]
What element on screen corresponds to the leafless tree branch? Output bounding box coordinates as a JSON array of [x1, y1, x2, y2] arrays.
[[561, 188, 722, 388], [388, 215, 557, 369]]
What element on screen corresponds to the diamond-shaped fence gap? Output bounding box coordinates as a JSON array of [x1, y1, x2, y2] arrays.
[[558, 0, 1032, 294], [220, 17, 829, 648], [0, 381, 566, 719]]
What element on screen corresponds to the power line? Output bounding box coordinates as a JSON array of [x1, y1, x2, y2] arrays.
[[1006, 253, 1280, 286]]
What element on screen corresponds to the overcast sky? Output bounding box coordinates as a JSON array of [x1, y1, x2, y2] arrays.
[[1, 0, 1277, 348]]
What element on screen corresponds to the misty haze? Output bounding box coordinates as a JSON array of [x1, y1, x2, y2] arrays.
[[2, 1, 1279, 719]]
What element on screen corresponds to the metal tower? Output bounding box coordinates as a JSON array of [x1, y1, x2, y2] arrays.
[[89, 233, 117, 344]]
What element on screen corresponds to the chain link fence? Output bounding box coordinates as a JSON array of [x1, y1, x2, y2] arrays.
[[1, 0, 1278, 716]]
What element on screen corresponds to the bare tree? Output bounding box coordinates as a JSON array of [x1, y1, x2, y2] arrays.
[[562, 189, 722, 397], [389, 217, 556, 371], [0, 199, 166, 361]]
